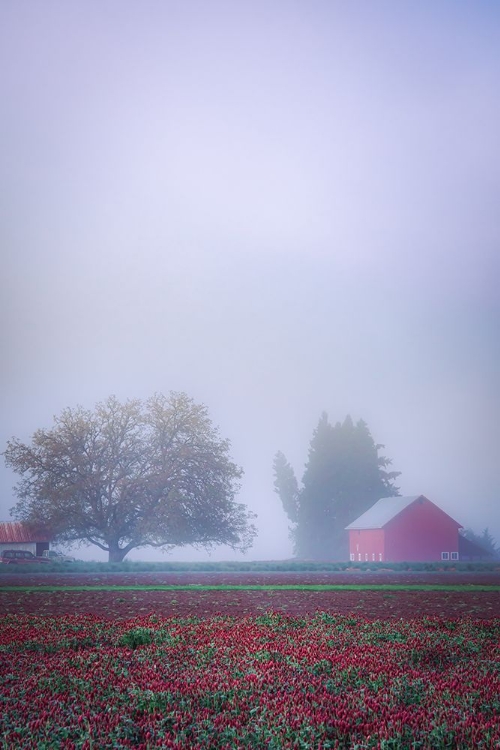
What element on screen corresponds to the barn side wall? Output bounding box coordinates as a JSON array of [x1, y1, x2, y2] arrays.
[[348, 529, 385, 562], [384, 497, 460, 562]]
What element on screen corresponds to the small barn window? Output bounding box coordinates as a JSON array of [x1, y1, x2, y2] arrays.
[[441, 552, 449, 561], [364, 553, 368, 561], [451, 552, 458, 561], [378, 553, 383, 562], [358, 553, 362, 561], [350, 553, 355, 561], [372, 553, 376, 561]]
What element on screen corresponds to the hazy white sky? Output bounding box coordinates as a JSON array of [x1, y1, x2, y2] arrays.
[[1, 1, 499, 560]]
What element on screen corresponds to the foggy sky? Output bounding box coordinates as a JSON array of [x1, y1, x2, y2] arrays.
[[1, 1, 499, 560]]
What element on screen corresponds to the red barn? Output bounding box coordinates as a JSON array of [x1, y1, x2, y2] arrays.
[[345, 495, 462, 563]]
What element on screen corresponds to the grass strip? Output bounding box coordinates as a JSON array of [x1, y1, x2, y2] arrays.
[[1, 584, 499, 592]]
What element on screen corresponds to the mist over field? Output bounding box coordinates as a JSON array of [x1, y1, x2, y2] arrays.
[[1, 1, 499, 561]]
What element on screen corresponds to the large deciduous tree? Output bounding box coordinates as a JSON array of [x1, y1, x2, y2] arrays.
[[274, 414, 400, 560], [4, 392, 256, 561]]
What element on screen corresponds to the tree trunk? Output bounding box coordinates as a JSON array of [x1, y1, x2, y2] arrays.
[[108, 542, 127, 563]]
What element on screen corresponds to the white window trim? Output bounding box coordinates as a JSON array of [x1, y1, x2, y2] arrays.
[[451, 551, 459, 560], [441, 551, 449, 561], [350, 553, 355, 561]]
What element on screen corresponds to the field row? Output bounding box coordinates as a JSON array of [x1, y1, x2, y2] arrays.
[[2, 587, 500, 619], [3, 571, 500, 587]]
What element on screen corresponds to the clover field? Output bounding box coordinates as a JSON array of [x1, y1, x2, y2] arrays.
[[1, 611, 500, 749], [1, 571, 499, 748]]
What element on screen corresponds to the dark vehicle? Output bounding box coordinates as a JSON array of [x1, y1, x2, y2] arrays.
[[0, 549, 51, 565]]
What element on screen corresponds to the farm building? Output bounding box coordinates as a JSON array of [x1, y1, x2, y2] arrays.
[[0, 521, 50, 557], [458, 534, 496, 562], [345, 495, 462, 563]]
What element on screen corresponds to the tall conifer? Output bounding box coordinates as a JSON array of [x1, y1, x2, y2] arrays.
[[273, 414, 400, 559]]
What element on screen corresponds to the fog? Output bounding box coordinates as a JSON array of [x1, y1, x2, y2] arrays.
[[1, 1, 499, 561]]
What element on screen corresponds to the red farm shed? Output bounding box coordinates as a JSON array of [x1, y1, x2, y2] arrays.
[[0, 522, 51, 557], [345, 495, 462, 563]]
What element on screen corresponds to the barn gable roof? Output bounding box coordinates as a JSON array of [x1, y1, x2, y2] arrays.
[[0, 521, 51, 543], [345, 495, 462, 530], [345, 496, 419, 529]]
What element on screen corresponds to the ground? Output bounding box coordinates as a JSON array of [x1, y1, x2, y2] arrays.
[[1, 570, 499, 619]]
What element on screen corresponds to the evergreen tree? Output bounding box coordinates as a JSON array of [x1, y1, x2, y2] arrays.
[[272, 451, 299, 524], [295, 413, 337, 559], [273, 414, 400, 560]]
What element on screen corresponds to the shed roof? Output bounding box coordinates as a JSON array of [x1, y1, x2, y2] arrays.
[[458, 534, 495, 559], [346, 495, 428, 530], [0, 521, 51, 543]]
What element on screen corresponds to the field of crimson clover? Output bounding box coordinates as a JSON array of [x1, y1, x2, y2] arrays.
[[1, 611, 500, 749]]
